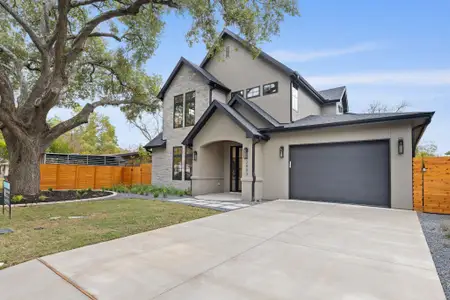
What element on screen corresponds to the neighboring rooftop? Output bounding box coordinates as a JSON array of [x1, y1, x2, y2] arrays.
[[145, 132, 166, 149]]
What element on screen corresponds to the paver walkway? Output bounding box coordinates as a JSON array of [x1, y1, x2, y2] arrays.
[[0, 200, 446, 300]]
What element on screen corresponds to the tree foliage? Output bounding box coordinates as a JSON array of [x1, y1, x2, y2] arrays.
[[445, 150, 450, 156], [0, 0, 299, 194], [416, 141, 438, 157]]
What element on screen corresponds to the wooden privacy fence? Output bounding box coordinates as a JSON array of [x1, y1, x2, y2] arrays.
[[40, 163, 152, 190], [413, 157, 450, 214]]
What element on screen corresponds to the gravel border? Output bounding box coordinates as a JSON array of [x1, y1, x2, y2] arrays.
[[418, 213, 450, 300]]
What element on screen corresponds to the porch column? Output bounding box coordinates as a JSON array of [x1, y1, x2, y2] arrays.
[[241, 139, 264, 202]]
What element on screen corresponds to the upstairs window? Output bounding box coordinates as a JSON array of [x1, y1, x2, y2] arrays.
[[173, 94, 183, 128], [225, 46, 230, 58], [246, 86, 260, 99], [185, 147, 193, 180], [231, 90, 244, 98], [338, 104, 343, 113], [292, 84, 298, 111], [263, 82, 278, 95], [172, 147, 183, 180], [185, 91, 195, 127]]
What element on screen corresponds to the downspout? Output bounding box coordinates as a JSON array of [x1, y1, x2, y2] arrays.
[[252, 137, 261, 202]]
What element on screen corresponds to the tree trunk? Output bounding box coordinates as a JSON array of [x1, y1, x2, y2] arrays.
[[8, 137, 41, 196]]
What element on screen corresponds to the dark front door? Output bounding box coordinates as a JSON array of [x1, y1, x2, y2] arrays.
[[289, 140, 390, 207], [230, 146, 242, 192]]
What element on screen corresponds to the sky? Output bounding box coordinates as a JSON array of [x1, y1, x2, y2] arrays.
[[51, 0, 450, 153]]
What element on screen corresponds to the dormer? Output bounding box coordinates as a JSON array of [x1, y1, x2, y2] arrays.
[[319, 86, 349, 115]]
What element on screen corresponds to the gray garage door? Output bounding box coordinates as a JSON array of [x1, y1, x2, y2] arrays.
[[289, 140, 390, 207]]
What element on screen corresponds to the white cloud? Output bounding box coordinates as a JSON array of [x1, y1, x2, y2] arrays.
[[307, 69, 450, 87], [269, 42, 379, 62]]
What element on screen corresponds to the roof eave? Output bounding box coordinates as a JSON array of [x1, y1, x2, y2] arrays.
[[262, 112, 435, 134]]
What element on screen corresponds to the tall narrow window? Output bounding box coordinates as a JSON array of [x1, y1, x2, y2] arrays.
[[225, 46, 230, 58], [173, 94, 183, 128], [185, 91, 195, 127], [292, 84, 298, 111], [172, 146, 183, 180], [185, 147, 193, 180]]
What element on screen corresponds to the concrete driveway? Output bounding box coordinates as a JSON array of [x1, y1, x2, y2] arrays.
[[0, 200, 446, 300]]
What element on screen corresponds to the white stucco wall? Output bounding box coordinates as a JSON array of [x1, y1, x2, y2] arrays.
[[261, 121, 414, 209]]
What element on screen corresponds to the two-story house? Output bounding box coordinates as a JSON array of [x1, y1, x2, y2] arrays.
[[145, 29, 433, 210]]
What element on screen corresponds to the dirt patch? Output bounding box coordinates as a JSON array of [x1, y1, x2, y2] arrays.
[[17, 190, 113, 204]]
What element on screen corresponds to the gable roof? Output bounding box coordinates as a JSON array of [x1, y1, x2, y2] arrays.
[[263, 111, 434, 133], [182, 100, 269, 146], [144, 132, 166, 149], [228, 94, 280, 127], [319, 86, 346, 102], [157, 57, 230, 99], [200, 29, 326, 105]]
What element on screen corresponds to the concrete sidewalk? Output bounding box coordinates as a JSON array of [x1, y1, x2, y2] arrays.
[[0, 200, 446, 300]]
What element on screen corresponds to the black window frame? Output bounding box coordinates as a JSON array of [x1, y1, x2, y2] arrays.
[[173, 94, 184, 128], [263, 82, 278, 95], [172, 146, 183, 180], [246, 86, 260, 99], [225, 46, 230, 58], [184, 91, 195, 127], [231, 90, 244, 98], [185, 147, 193, 180], [338, 104, 343, 113]]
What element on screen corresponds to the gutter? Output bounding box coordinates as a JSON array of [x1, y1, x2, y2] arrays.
[[411, 118, 432, 156]]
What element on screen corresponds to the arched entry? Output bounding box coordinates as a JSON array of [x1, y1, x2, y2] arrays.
[[192, 140, 243, 195]]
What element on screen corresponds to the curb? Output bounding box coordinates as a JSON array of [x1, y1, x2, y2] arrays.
[[11, 192, 118, 207]]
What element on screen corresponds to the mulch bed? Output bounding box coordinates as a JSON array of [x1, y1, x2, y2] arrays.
[[18, 190, 113, 204]]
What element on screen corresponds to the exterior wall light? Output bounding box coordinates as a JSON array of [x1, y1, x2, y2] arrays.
[[193, 151, 197, 161], [279, 146, 284, 158], [398, 138, 404, 155], [243, 147, 248, 159]]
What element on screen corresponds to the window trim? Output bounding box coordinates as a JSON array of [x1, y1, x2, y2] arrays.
[[263, 82, 278, 96], [173, 94, 184, 129], [172, 146, 183, 181], [231, 90, 244, 99], [184, 91, 196, 127], [246, 86, 260, 99], [185, 147, 193, 180]]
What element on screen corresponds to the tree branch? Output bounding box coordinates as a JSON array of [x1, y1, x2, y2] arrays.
[[44, 97, 148, 144], [54, 0, 70, 77], [66, 0, 179, 63], [0, 0, 46, 56], [83, 61, 127, 87], [67, 32, 122, 41], [70, 0, 106, 8]]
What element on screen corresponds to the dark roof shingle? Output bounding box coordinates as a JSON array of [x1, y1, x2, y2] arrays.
[[144, 132, 166, 149], [319, 86, 346, 102]]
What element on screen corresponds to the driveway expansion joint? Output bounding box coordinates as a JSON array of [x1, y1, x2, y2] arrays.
[[37, 258, 96, 300]]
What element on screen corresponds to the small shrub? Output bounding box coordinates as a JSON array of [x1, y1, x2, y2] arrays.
[[87, 187, 92, 192], [38, 195, 48, 201], [12, 195, 24, 203], [76, 190, 83, 199], [48, 187, 53, 192], [101, 187, 106, 192], [162, 187, 168, 198], [152, 190, 160, 198], [177, 190, 185, 197], [185, 188, 192, 196]]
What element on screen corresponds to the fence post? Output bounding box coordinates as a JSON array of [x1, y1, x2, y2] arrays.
[[421, 157, 425, 211]]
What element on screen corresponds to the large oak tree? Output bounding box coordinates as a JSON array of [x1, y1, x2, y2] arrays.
[[0, 0, 298, 195]]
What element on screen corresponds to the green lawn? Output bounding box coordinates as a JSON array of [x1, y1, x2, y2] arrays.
[[0, 199, 218, 268]]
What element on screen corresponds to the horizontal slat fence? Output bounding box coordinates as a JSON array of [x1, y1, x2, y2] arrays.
[[39, 163, 152, 190], [413, 157, 450, 214]]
